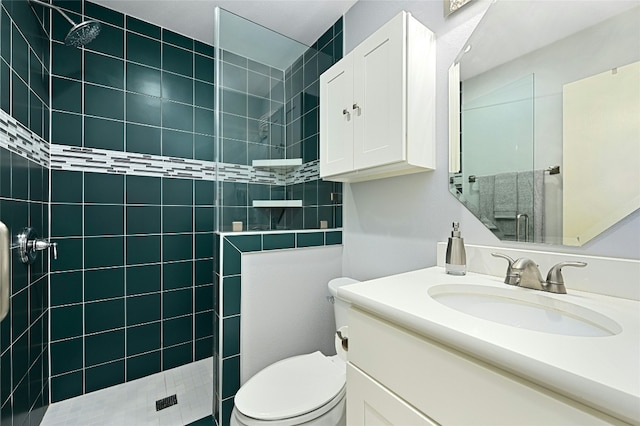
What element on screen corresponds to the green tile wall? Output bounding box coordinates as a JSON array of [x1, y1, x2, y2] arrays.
[[0, 149, 49, 426], [50, 1, 215, 162], [1, 0, 50, 138], [49, 170, 217, 401], [48, 0, 216, 402], [284, 25, 344, 232], [0, 1, 50, 425], [0, 0, 344, 416]]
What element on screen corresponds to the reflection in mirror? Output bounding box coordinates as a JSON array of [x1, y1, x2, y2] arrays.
[[449, 1, 640, 246]]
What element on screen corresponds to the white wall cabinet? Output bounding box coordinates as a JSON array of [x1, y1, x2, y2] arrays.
[[347, 308, 620, 425], [320, 11, 436, 183]]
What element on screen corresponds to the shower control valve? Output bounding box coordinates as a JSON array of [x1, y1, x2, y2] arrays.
[[16, 227, 58, 264]]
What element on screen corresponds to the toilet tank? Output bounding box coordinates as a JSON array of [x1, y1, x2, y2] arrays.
[[328, 277, 359, 330]]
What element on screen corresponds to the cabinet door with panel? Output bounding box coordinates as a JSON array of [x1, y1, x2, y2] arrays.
[[320, 10, 435, 183], [319, 55, 355, 177], [348, 307, 622, 425], [352, 13, 405, 171], [347, 364, 437, 426]]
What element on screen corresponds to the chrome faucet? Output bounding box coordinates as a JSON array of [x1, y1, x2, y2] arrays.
[[545, 261, 589, 294], [492, 253, 587, 294]]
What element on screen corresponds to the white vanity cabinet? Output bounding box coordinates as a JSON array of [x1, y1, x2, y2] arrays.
[[347, 364, 436, 426], [319, 11, 436, 183], [347, 307, 622, 426]]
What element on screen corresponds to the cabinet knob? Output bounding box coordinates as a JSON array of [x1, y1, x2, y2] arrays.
[[342, 108, 351, 120], [352, 103, 361, 115]]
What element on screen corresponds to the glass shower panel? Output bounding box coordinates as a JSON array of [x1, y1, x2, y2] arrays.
[[215, 8, 325, 232], [217, 8, 307, 161]]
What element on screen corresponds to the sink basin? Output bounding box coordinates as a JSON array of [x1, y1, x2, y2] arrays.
[[429, 284, 622, 337]]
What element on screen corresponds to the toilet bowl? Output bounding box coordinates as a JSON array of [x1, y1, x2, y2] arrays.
[[230, 277, 359, 426]]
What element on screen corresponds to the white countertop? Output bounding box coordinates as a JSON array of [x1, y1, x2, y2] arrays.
[[338, 267, 640, 423]]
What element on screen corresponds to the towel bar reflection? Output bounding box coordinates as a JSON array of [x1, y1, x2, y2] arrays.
[[0, 221, 10, 322], [468, 166, 560, 183], [546, 165, 560, 175], [516, 213, 529, 242]]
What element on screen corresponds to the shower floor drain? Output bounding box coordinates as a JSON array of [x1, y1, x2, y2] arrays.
[[156, 394, 178, 411]]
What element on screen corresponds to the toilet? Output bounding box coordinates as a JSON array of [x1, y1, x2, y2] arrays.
[[230, 277, 359, 426]]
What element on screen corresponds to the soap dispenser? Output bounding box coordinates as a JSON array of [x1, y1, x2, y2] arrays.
[[445, 222, 467, 275]]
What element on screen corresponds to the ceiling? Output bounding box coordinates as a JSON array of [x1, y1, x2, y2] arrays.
[[91, 0, 358, 47], [459, 1, 640, 79]]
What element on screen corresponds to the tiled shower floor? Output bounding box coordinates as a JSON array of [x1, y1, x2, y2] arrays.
[[41, 357, 214, 426]]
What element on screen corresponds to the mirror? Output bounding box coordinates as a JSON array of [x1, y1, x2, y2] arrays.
[[448, 1, 640, 246]]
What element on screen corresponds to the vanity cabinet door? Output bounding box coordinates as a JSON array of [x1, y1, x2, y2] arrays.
[[347, 364, 437, 426]]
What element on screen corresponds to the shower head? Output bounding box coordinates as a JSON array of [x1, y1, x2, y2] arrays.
[[65, 20, 101, 47], [29, 0, 101, 48]]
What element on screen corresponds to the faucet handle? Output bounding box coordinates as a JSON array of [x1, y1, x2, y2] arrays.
[[546, 261, 587, 293], [491, 253, 518, 285], [33, 239, 58, 260]]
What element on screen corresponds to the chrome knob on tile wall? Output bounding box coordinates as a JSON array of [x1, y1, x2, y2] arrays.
[[17, 227, 58, 264]]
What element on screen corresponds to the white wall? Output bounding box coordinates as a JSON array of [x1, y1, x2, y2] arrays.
[[240, 246, 343, 384], [341, 0, 640, 281]]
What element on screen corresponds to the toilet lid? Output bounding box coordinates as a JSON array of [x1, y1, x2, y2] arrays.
[[234, 351, 346, 421]]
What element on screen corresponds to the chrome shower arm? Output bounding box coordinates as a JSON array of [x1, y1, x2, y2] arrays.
[[29, 0, 77, 26], [29, 0, 101, 47]]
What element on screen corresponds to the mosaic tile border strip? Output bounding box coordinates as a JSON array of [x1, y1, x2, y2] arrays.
[[50, 144, 216, 180], [51, 144, 320, 185], [0, 109, 50, 168], [1, 101, 320, 185], [286, 160, 320, 185], [217, 160, 319, 185]]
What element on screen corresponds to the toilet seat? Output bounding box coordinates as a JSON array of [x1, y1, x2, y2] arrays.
[[232, 387, 345, 426], [234, 351, 346, 423]]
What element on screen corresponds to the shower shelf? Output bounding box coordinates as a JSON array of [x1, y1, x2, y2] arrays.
[[252, 200, 303, 208], [252, 158, 302, 171]]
